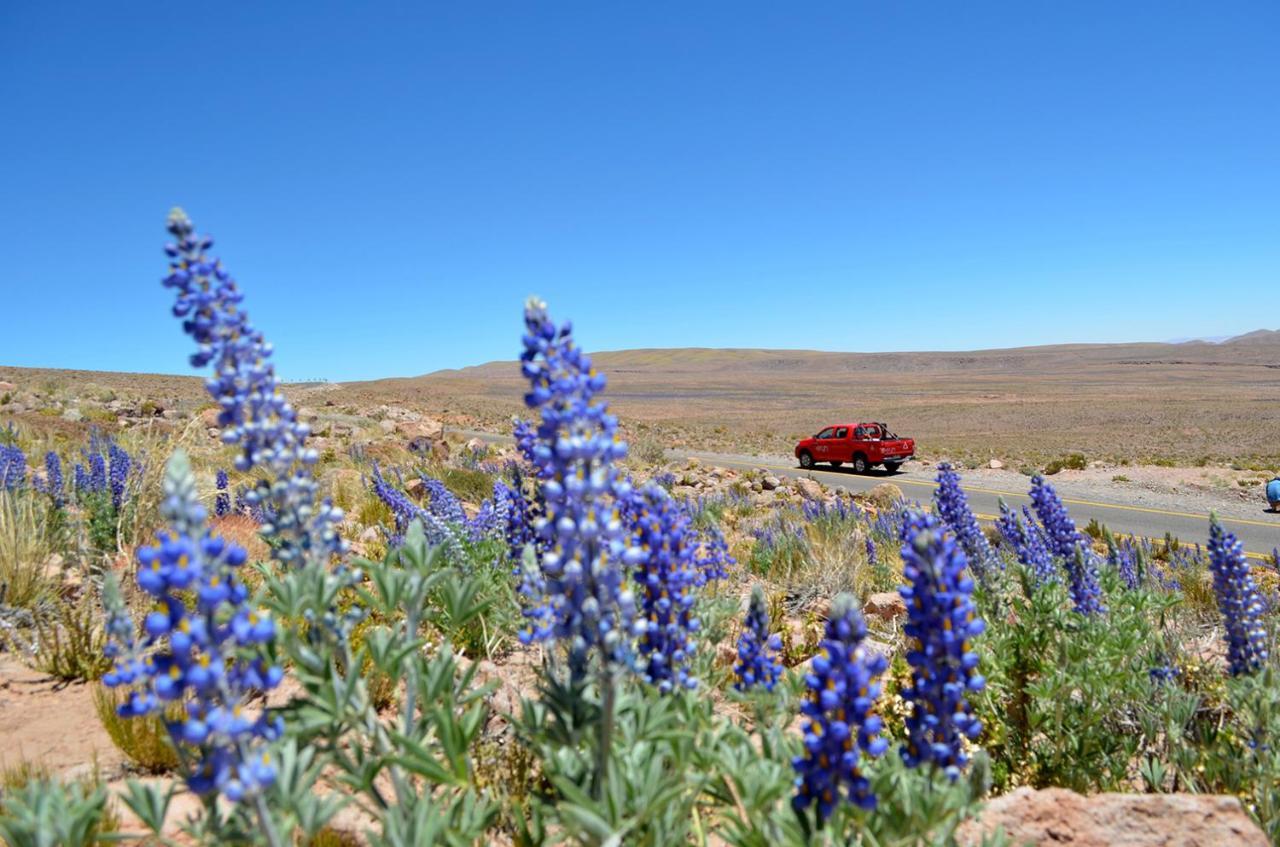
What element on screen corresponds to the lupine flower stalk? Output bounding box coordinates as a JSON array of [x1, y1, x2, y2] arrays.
[[35, 451, 64, 506], [792, 593, 889, 820], [933, 463, 996, 580], [0, 444, 27, 490], [515, 297, 642, 675], [734, 585, 782, 692], [693, 523, 732, 585], [214, 469, 231, 518], [1030, 475, 1104, 614], [102, 452, 284, 817], [998, 500, 1057, 586], [1207, 515, 1269, 676], [630, 482, 701, 692], [898, 513, 986, 780], [161, 209, 345, 574]]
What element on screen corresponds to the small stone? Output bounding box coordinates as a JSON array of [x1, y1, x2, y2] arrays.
[[61, 408, 83, 422], [863, 592, 907, 622], [379, 419, 397, 434], [988, 459, 1004, 470], [762, 475, 781, 491]]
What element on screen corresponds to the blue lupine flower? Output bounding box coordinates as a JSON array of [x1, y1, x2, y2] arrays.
[[0, 444, 26, 490], [512, 417, 544, 476], [692, 523, 732, 585], [36, 451, 64, 507], [87, 451, 107, 494], [997, 500, 1057, 586], [161, 209, 345, 572], [214, 469, 231, 517], [108, 442, 132, 510], [933, 463, 996, 580], [420, 475, 467, 526], [515, 298, 642, 674], [368, 463, 460, 553], [792, 593, 889, 819], [493, 473, 537, 570], [103, 451, 282, 802], [629, 483, 701, 692], [898, 513, 986, 780], [1030, 475, 1104, 614], [1107, 537, 1139, 590], [1149, 663, 1180, 684], [1207, 515, 1269, 676], [865, 536, 878, 567], [995, 500, 1021, 548], [734, 585, 782, 692]]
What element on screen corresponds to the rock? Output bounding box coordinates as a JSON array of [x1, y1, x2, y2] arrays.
[[987, 459, 1004, 470], [396, 419, 444, 442], [0, 381, 14, 392], [378, 419, 397, 435], [464, 437, 485, 454], [863, 592, 906, 622], [61, 407, 83, 422], [762, 475, 781, 491], [161, 408, 182, 420], [405, 477, 427, 500], [796, 478, 824, 500], [408, 437, 449, 460], [865, 482, 904, 509], [956, 787, 1268, 847]]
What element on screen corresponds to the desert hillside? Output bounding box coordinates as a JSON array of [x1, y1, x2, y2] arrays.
[[336, 330, 1280, 466]]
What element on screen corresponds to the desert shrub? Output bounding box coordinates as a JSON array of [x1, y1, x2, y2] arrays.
[[28, 594, 112, 682], [92, 686, 181, 773], [1043, 452, 1087, 475], [0, 490, 56, 610]]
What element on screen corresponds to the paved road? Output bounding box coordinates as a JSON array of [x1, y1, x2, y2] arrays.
[[680, 451, 1280, 561], [454, 430, 1280, 560]]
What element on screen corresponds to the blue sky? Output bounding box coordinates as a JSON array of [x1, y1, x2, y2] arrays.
[[1, 2, 1277, 381]]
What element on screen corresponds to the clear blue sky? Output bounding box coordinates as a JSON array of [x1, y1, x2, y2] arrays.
[[2, 2, 1277, 381]]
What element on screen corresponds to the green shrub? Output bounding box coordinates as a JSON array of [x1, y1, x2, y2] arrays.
[[92, 686, 182, 773], [0, 491, 56, 610], [30, 595, 112, 682]]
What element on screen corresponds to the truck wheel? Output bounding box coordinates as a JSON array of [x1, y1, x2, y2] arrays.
[[884, 462, 902, 474], [799, 451, 814, 469], [852, 454, 869, 474], [830, 461, 843, 468]]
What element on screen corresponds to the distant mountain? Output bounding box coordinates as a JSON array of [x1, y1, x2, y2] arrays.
[[1167, 329, 1278, 345], [1223, 329, 1280, 345]]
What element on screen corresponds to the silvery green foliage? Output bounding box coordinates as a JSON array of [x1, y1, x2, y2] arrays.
[[264, 519, 498, 845], [0, 778, 111, 847]]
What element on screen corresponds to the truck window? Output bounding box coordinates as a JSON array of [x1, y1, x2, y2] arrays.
[[835, 427, 848, 438], [817, 427, 835, 439], [866, 425, 881, 439]]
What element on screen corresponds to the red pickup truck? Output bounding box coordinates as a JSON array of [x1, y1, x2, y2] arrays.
[[795, 423, 915, 474]]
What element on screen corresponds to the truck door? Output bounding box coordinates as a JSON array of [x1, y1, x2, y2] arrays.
[[833, 426, 850, 461], [814, 426, 836, 460]]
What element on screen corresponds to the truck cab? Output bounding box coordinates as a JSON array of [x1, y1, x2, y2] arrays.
[[794, 422, 915, 474]]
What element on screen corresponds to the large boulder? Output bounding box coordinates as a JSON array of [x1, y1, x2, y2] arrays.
[[864, 482, 904, 509], [397, 419, 444, 442], [795, 477, 824, 501], [957, 787, 1268, 847]]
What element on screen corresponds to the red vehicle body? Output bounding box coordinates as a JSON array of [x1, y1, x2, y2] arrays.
[[794, 422, 915, 474]]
